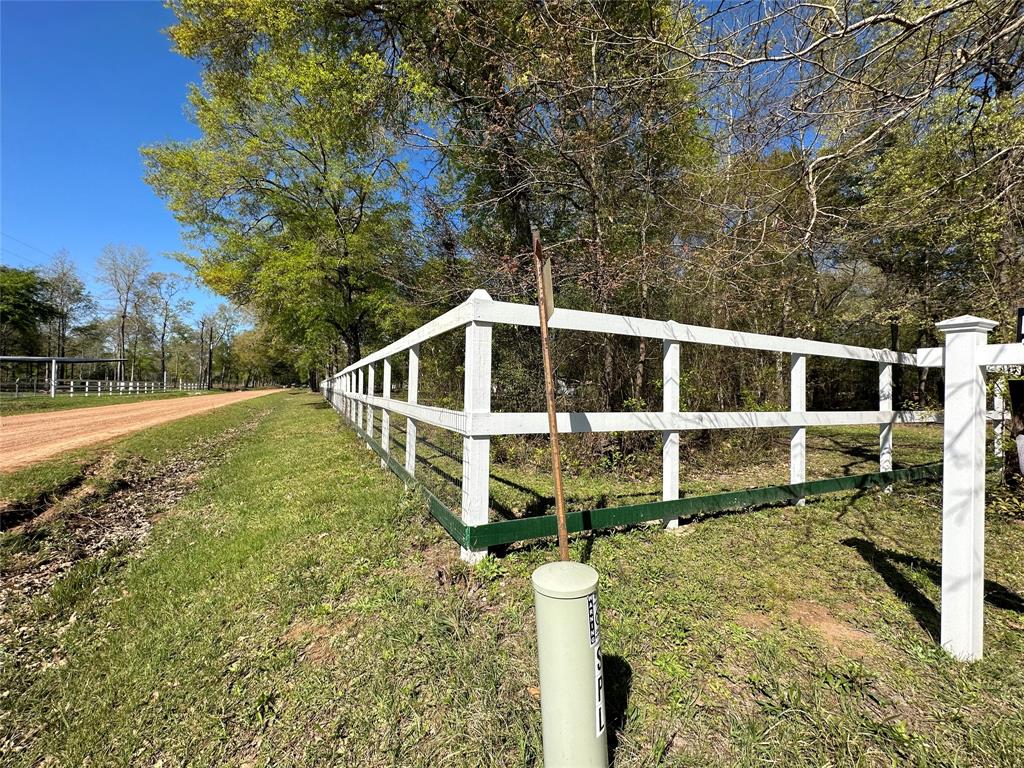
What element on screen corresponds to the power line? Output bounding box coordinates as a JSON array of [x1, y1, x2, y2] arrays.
[[0, 246, 38, 267], [1, 232, 58, 259]]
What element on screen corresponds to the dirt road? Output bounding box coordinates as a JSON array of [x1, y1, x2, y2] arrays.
[[0, 390, 278, 473]]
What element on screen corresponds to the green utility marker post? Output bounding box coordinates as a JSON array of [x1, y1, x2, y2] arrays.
[[533, 562, 609, 768]]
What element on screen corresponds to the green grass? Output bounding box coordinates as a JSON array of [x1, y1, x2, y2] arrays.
[[396, 418, 946, 519], [0, 388, 212, 416], [2, 393, 1023, 766]]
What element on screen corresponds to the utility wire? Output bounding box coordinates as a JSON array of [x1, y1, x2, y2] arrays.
[[1, 231, 58, 259], [0, 246, 37, 267]]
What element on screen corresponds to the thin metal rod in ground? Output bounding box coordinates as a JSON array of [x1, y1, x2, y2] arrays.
[[532, 227, 570, 562]]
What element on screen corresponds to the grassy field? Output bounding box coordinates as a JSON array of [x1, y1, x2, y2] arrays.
[[0, 388, 212, 416], [2, 392, 1023, 766]]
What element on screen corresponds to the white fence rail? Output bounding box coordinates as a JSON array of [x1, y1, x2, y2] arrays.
[[1, 379, 210, 398], [323, 292, 1024, 661]]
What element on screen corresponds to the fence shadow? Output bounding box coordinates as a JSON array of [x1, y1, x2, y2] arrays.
[[842, 537, 1024, 640]]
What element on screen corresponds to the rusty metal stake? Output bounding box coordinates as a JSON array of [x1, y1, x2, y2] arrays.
[[532, 226, 570, 561]]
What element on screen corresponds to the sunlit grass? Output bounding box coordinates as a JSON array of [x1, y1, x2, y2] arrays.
[[2, 393, 1022, 767]]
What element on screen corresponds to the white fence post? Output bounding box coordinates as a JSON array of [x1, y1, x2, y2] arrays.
[[341, 373, 347, 420], [348, 372, 355, 422], [879, 363, 894, 487], [790, 353, 806, 504], [366, 365, 375, 444], [381, 358, 392, 466], [994, 376, 1006, 460], [662, 339, 680, 528], [461, 290, 493, 563], [406, 344, 419, 478], [342, 372, 350, 421], [356, 368, 364, 430], [937, 315, 996, 661]]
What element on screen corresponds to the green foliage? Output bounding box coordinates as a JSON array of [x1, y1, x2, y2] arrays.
[[0, 266, 55, 355], [144, 1, 421, 368]]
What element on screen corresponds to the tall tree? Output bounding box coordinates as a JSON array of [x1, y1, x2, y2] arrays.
[[97, 244, 149, 379], [42, 250, 94, 374], [143, 1, 416, 381], [146, 273, 193, 386]]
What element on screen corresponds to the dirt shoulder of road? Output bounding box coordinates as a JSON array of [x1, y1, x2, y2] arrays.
[[0, 389, 279, 473]]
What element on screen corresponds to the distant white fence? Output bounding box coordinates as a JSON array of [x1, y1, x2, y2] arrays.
[[322, 290, 1024, 661], [1, 379, 169, 398], [0, 379, 209, 398]]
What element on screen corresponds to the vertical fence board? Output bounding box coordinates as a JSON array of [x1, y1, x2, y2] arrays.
[[662, 340, 680, 529], [460, 292, 493, 563], [994, 376, 1006, 459], [366, 366, 375, 443], [381, 358, 392, 464], [879, 362, 894, 480], [406, 344, 419, 478], [790, 353, 806, 504]]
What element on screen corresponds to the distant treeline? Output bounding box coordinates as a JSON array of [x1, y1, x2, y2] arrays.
[[0, 247, 298, 388]]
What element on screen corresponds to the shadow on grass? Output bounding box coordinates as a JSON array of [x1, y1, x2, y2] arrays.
[[409, 433, 657, 521], [604, 654, 632, 764], [843, 537, 1024, 640]]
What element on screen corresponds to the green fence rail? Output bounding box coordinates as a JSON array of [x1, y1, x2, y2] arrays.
[[345, 415, 943, 551]]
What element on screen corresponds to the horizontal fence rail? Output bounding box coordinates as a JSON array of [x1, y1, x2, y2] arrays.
[[0, 379, 173, 398], [343, 408, 942, 550], [324, 295, 1023, 662]]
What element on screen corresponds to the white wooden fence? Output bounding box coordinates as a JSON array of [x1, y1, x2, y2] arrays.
[[2, 379, 209, 398], [322, 291, 1024, 661]]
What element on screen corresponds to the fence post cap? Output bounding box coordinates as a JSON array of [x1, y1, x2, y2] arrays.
[[468, 288, 492, 302], [532, 561, 599, 599], [935, 315, 998, 334]]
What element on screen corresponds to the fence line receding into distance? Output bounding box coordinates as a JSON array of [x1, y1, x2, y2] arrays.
[[322, 290, 1024, 662]]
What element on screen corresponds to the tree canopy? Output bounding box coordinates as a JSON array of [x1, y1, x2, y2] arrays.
[[144, 0, 1024, 407]]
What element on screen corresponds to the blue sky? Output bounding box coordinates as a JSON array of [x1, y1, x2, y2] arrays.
[[1, 0, 218, 317]]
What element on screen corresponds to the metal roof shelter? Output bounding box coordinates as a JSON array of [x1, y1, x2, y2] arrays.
[[0, 356, 125, 397]]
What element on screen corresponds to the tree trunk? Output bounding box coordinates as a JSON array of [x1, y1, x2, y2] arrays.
[[1007, 380, 1024, 481], [118, 312, 127, 380], [207, 326, 214, 390], [890, 321, 903, 408]]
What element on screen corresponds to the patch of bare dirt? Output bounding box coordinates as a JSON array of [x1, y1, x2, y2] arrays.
[[281, 616, 360, 667], [735, 602, 879, 658], [0, 389, 276, 473], [735, 611, 773, 631], [786, 600, 879, 658]]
